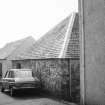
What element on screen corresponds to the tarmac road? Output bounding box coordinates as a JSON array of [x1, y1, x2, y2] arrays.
[[0, 89, 76, 105]]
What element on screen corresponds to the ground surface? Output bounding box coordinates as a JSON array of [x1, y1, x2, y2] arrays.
[[0, 89, 76, 105]]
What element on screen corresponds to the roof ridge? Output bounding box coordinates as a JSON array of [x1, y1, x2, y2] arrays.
[[35, 15, 71, 43], [59, 12, 76, 58]]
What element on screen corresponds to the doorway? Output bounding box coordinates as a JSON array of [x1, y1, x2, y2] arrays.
[[0, 63, 2, 78]]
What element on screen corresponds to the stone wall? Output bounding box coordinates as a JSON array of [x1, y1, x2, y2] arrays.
[[12, 58, 80, 103], [70, 59, 80, 103], [0, 60, 13, 77]]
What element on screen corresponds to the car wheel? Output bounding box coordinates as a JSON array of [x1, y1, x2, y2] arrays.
[[1, 86, 4, 92], [10, 88, 14, 96]]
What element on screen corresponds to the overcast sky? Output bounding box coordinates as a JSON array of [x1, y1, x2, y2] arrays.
[[0, 0, 78, 48]]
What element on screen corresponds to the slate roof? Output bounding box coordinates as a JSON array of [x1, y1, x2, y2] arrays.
[[13, 12, 79, 60], [65, 13, 79, 58], [0, 36, 35, 60]]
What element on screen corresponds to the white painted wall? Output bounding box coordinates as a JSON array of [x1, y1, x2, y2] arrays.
[[80, 0, 105, 105]]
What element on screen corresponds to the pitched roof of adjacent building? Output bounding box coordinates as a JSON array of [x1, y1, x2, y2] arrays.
[[0, 36, 35, 60], [12, 12, 79, 60]]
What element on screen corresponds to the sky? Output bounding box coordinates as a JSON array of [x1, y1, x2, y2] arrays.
[[0, 0, 78, 48]]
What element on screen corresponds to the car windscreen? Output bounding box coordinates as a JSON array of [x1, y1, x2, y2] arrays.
[[4, 71, 14, 78], [14, 70, 33, 78]]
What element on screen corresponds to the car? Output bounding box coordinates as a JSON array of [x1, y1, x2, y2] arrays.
[[1, 69, 41, 96]]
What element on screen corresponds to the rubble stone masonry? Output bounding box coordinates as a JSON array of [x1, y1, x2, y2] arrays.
[[12, 58, 80, 103]]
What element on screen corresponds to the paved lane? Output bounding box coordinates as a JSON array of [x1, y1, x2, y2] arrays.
[[0, 90, 76, 105]]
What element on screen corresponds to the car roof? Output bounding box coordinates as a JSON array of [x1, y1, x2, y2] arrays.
[[9, 69, 32, 71]]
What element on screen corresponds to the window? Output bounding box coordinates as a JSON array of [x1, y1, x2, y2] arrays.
[[8, 71, 14, 78], [16, 63, 21, 69]]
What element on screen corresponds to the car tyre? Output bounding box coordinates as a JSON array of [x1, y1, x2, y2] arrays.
[[1, 86, 4, 92], [10, 88, 14, 96]]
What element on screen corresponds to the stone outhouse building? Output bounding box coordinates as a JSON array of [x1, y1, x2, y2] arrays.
[[11, 13, 79, 103], [0, 36, 35, 77]]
